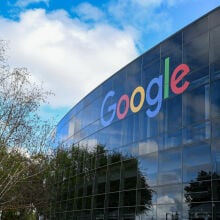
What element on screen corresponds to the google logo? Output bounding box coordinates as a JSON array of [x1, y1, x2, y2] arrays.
[[100, 57, 190, 127]]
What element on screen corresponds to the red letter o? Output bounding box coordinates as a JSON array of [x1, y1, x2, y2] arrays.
[[116, 94, 129, 120]]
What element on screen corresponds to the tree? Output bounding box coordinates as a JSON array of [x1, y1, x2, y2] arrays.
[[0, 40, 53, 215]]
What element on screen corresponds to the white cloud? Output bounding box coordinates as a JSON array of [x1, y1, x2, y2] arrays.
[[16, 0, 49, 7], [73, 2, 105, 21], [131, 0, 186, 7], [132, 0, 163, 7], [0, 9, 138, 108], [157, 195, 175, 204], [107, 0, 173, 50], [138, 140, 158, 155]]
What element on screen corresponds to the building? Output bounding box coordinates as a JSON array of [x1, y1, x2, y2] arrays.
[[51, 7, 220, 220]]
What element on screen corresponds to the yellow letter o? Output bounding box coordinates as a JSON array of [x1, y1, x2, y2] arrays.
[[130, 86, 145, 113]]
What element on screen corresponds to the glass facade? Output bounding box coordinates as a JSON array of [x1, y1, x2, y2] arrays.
[[51, 7, 220, 220]]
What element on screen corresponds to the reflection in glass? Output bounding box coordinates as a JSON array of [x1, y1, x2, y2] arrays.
[[158, 149, 181, 185], [157, 204, 181, 220], [49, 145, 153, 219], [183, 16, 208, 44], [211, 79, 220, 119], [138, 152, 158, 186], [164, 130, 182, 149], [182, 84, 209, 126], [210, 25, 220, 64], [211, 140, 220, 175], [183, 122, 210, 145], [183, 143, 211, 182], [164, 95, 182, 132], [184, 171, 220, 219], [183, 33, 209, 73]]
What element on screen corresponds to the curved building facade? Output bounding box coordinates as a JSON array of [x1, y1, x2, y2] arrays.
[[52, 7, 220, 220]]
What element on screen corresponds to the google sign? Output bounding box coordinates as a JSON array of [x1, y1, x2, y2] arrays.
[[100, 57, 190, 127]]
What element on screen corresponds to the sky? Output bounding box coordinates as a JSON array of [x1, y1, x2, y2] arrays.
[[0, 0, 220, 123]]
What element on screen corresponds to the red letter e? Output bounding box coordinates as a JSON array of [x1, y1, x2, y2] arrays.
[[171, 64, 190, 94]]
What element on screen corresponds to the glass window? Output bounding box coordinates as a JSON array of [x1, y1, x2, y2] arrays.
[[210, 59, 220, 80], [84, 172, 94, 196], [211, 80, 220, 118], [182, 84, 210, 126], [108, 151, 122, 164], [68, 177, 76, 198], [157, 204, 181, 220], [136, 187, 153, 208], [212, 119, 220, 138], [158, 148, 182, 184], [97, 121, 123, 150], [84, 154, 95, 172], [122, 159, 138, 190], [138, 152, 158, 186], [126, 58, 142, 91], [96, 152, 108, 168], [183, 122, 210, 145], [95, 194, 105, 208], [161, 49, 182, 78], [83, 197, 92, 209], [161, 32, 182, 55], [107, 207, 119, 218], [109, 192, 119, 207], [120, 206, 136, 218], [120, 113, 141, 146], [183, 202, 212, 220], [164, 130, 182, 149], [184, 202, 212, 219], [79, 97, 104, 130], [118, 143, 139, 158], [185, 66, 209, 90], [209, 7, 220, 29], [112, 69, 127, 95], [83, 196, 92, 209], [123, 190, 136, 206], [55, 122, 70, 146], [210, 25, 220, 64], [109, 163, 121, 192], [157, 184, 182, 204], [75, 197, 83, 210], [212, 180, 220, 201], [142, 59, 160, 84], [184, 180, 212, 205], [97, 181, 106, 195], [183, 33, 209, 72], [139, 109, 159, 139], [183, 142, 211, 182], [136, 205, 156, 220], [211, 140, 220, 176], [213, 202, 220, 219], [76, 174, 84, 197], [94, 208, 105, 218], [137, 137, 161, 156], [84, 87, 102, 106], [164, 95, 182, 132], [100, 77, 113, 97], [142, 46, 160, 69], [183, 16, 208, 44]]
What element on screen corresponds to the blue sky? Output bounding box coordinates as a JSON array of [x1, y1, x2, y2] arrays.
[[0, 0, 220, 123]]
